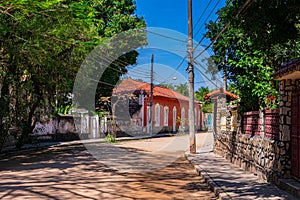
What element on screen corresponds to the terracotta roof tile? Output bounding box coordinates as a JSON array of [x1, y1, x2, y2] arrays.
[[113, 78, 190, 101], [204, 88, 238, 100]]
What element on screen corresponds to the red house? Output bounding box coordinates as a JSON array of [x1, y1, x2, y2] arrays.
[[112, 78, 202, 134]]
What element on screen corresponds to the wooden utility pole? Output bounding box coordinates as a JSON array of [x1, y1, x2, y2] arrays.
[[188, 0, 196, 154], [149, 54, 154, 136]]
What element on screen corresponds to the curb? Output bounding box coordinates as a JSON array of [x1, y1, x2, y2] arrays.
[[185, 153, 232, 200]]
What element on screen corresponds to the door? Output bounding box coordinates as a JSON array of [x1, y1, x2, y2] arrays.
[[292, 82, 300, 180]]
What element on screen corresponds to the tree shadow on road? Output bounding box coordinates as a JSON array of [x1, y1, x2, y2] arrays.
[[0, 144, 216, 199]]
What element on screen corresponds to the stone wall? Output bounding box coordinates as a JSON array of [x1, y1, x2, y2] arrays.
[[279, 79, 294, 142], [214, 79, 295, 184], [214, 131, 291, 184]]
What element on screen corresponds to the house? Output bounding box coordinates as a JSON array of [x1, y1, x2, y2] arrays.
[[111, 78, 202, 135], [211, 59, 300, 198], [204, 88, 239, 132]]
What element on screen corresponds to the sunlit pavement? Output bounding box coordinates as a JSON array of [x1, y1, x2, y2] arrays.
[[0, 132, 216, 200]]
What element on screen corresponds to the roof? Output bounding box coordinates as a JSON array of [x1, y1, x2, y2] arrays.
[[272, 58, 300, 80], [204, 88, 239, 101], [113, 78, 191, 101]]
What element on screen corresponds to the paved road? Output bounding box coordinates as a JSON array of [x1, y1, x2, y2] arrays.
[[0, 133, 216, 199], [84, 132, 214, 173]]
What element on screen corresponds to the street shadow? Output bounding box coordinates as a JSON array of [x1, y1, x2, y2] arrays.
[[0, 144, 216, 199], [187, 153, 297, 200]]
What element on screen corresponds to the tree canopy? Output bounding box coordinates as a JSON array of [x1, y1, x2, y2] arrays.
[[205, 0, 300, 112], [195, 87, 213, 113], [158, 83, 189, 96], [0, 0, 145, 149]]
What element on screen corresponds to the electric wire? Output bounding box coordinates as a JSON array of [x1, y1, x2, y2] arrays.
[[79, 0, 250, 91], [92, 48, 151, 77], [193, 0, 213, 31], [193, 0, 253, 60], [156, 55, 188, 85], [145, 29, 187, 43], [193, 0, 233, 54], [194, 0, 222, 39]]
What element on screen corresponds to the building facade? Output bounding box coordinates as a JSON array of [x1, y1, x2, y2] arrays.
[[112, 78, 202, 135]]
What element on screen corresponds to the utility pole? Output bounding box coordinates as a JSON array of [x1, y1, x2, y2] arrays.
[[188, 0, 196, 154], [149, 54, 154, 136]]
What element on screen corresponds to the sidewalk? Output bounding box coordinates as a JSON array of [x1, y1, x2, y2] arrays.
[[186, 152, 298, 200]]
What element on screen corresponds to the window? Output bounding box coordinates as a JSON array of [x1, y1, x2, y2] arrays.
[[181, 108, 185, 128], [155, 103, 160, 127], [147, 106, 150, 125], [164, 106, 169, 126], [173, 106, 177, 132]]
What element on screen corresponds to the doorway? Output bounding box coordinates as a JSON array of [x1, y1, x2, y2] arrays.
[[291, 81, 300, 180]]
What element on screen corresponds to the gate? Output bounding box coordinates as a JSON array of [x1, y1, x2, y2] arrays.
[[291, 81, 300, 180]]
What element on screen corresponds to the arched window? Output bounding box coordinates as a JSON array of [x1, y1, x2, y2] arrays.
[[173, 106, 177, 132], [164, 106, 169, 126], [155, 103, 160, 127], [181, 108, 185, 128]]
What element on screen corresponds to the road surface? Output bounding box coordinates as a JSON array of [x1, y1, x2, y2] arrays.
[[0, 132, 215, 199]]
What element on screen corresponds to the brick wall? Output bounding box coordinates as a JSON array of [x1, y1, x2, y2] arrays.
[[214, 107, 290, 185]]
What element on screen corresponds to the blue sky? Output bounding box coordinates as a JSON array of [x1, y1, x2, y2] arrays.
[[125, 0, 226, 90]]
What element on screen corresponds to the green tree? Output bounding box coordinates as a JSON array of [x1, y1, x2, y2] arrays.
[[195, 87, 213, 113], [195, 87, 209, 102], [205, 0, 300, 112], [158, 83, 175, 90], [175, 83, 189, 96], [0, 0, 145, 149], [92, 0, 146, 97]]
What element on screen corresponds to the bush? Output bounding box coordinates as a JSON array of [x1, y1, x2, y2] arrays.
[[105, 133, 116, 143]]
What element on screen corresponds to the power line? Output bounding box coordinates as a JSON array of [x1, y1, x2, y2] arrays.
[[193, 4, 226, 54], [194, 63, 219, 88], [88, 55, 126, 75], [127, 67, 151, 75], [195, 80, 210, 84], [193, 0, 222, 39], [153, 71, 165, 80], [87, 52, 153, 87], [193, 0, 253, 60], [93, 49, 153, 78], [156, 54, 188, 85], [89, 78, 116, 87], [128, 73, 151, 78], [145, 29, 187, 43], [95, 46, 155, 75], [89, 46, 189, 86], [193, 0, 213, 30], [81, 0, 249, 92], [193, 0, 234, 54]]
